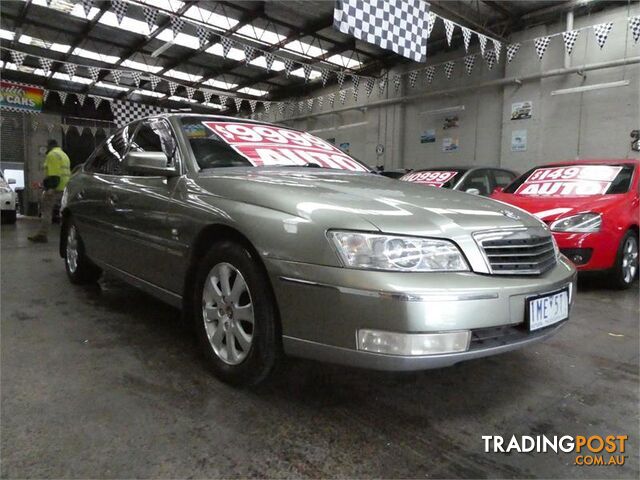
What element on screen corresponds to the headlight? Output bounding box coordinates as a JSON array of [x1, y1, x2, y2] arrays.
[[550, 213, 601, 233], [327, 231, 469, 272]]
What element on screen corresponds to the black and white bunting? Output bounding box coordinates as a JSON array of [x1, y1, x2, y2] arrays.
[[284, 59, 295, 78], [506, 43, 520, 63], [196, 26, 210, 49], [202, 90, 213, 103], [244, 45, 257, 65], [630, 16, 640, 43], [131, 70, 142, 87], [336, 71, 346, 90], [351, 75, 360, 101], [393, 73, 401, 92], [143, 7, 157, 33], [534, 36, 551, 60], [218, 95, 228, 107], [39, 57, 52, 76], [170, 16, 185, 38], [10, 51, 26, 68], [478, 34, 488, 58], [562, 30, 580, 55], [88, 66, 100, 82], [278, 101, 287, 115], [339, 90, 347, 105], [409, 70, 418, 88], [263, 101, 271, 113], [234, 97, 243, 112], [426, 11, 436, 38], [112, 0, 127, 25], [462, 27, 472, 52], [264, 52, 275, 71], [443, 19, 455, 46], [58, 91, 68, 105], [333, 0, 431, 62], [492, 39, 502, 63], [321, 68, 331, 87], [365, 77, 375, 97], [484, 49, 497, 70], [378, 74, 387, 95], [328, 92, 336, 107], [593, 22, 613, 49], [186, 86, 195, 100], [168, 81, 178, 96], [64, 63, 77, 81], [92, 96, 103, 110], [81, 0, 93, 18], [111, 70, 122, 85], [76, 93, 86, 106], [464, 54, 475, 75], [43, 90, 49, 102], [424, 66, 435, 84], [444, 60, 455, 79], [317, 96, 323, 110], [306, 98, 314, 112], [149, 75, 160, 90], [221, 37, 233, 58], [302, 64, 312, 82], [249, 99, 257, 113]]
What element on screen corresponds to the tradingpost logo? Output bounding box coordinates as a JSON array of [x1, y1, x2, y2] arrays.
[[482, 435, 628, 466]]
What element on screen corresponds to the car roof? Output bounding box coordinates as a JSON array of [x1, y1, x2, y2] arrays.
[[409, 166, 516, 172], [136, 113, 286, 130], [542, 158, 640, 166]]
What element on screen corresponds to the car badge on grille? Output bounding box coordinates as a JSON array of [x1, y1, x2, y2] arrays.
[[500, 209, 520, 220]]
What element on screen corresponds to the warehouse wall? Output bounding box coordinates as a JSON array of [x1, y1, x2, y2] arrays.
[[279, 4, 639, 172]]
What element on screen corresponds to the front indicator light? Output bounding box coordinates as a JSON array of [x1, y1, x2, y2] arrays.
[[357, 329, 471, 355]]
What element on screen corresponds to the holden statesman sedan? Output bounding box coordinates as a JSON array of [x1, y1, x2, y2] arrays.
[[60, 114, 576, 385], [400, 167, 518, 196]]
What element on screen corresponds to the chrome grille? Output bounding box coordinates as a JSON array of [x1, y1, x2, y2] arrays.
[[474, 229, 557, 275]]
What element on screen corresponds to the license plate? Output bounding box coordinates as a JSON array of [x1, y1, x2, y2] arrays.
[[527, 288, 569, 331]]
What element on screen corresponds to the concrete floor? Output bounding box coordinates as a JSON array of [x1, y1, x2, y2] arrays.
[[1, 218, 638, 479]]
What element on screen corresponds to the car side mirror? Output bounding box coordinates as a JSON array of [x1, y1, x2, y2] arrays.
[[466, 188, 481, 195], [492, 186, 504, 194], [7, 178, 16, 184], [124, 151, 178, 177]]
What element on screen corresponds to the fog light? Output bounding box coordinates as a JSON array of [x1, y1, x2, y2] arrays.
[[357, 330, 471, 355]]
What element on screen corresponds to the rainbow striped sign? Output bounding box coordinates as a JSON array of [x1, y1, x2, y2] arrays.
[[0, 81, 44, 113]]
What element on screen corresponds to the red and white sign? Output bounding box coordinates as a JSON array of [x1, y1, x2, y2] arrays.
[[202, 121, 368, 172], [401, 170, 458, 187], [516, 165, 623, 196]]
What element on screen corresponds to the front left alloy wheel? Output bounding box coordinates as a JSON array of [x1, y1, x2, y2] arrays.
[[611, 230, 638, 289], [63, 218, 102, 285]]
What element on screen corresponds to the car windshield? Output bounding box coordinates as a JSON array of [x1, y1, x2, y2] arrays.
[[503, 163, 635, 196], [180, 117, 369, 172], [400, 169, 465, 188]]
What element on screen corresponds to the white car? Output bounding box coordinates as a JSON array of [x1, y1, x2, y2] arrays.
[[0, 171, 17, 224]]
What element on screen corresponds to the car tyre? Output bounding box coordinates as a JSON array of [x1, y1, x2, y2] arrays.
[[193, 240, 281, 386], [63, 217, 102, 285], [610, 230, 638, 290]]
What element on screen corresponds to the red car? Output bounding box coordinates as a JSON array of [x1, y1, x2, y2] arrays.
[[492, 159, 639, 289]]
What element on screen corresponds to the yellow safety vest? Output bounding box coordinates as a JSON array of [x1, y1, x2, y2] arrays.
[[44, 147, 71, 191]]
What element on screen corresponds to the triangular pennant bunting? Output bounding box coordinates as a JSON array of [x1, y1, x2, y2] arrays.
[[168, 81, 178, 96], [39, 57, 53, 75], [478, 34, 488, 58], [630, 16, 640, 43], [464, 54, 476, 75], [320, 68, 331, 87], [298, 100, 305, 114], [186, 86, 195, 100], [202, 90, 213, 103], [234, 97, 243, 112], [409, 70, 418, 88], [131, 71, 142, 87], [112, 0, 127, 25], [336, 71, 345, 89], [444, 61, 455, 79], [426, 12, 436, 39], [111, 70, 122, 85], [218, 95, 228, 106], [58, 91, 68, 105], [307, 98, 314, 112], [243, 45, 256, 65], [64, 63, 77, 81], [170, 16, 184, 38], [278, 102, 286, 115], [316, 96, 323, 110], [593, 22, 613, 49], [263, 102, 271, 113], [249, 99, 257, 113], [339, 90, 347, 105], [43, 90, 49, 102], [425, 66, 435, 84], [143, 7, 157, 33], [61, 124, 69, 135], [462, 27, 472, 52], [76, 93, 86, 106], [284, 59, 294, 77], [365, 77, 375, 97], [534, 36, 551, 60], [221, 37, 233, 58], [328, 92, 336, 107], [196, 26, 210, 49], [506, 43, 520, 63], [393, 73, 401, 92], [492, 39, 502, 63], [149, 75, 160, 90], [302, 64, 312, 83], [10, 51, 26, 68], [92, 96, 103, 109], [443, 19, 455, 46], [81, 0, 93, 18], [351, 75, 360, 101], [90, 127, 98, 137], [485, 49, 497, 69], [562, 30, 580, 55], [265, 52, 275, 71], [88, 66, 100, 82], [378, 74, 387, 95]]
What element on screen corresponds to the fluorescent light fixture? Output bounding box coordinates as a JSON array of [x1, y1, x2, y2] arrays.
[[550, 80, 630, 95], [420, 105, 465, 116]]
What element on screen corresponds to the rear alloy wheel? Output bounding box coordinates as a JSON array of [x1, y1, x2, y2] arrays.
[[193, 241, 280, 386], [611, 230, 638, 289], [64, 219, 102, 285]]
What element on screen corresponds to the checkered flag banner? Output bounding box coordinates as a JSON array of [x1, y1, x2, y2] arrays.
[[462, 27, 472, 52], [478, 34, 488, 58], [534, 36, 551, 60], [351, 75, 360, 100], [149, 75, 160, 91], [485, 49, 497, 70], [92, 96, 103, 110], [365, 77, 375, 97], [409, 70, 418, 88], [10, 51, 26, 68], [492, 39, 502, 63], [426, 11, 436, 39], [76, 93, 86, 106], [202, 90, 213, 103], [562, 30, 580, 55], [234, 97, 243, 112], [249, 99, 257, 113], [112, 0, 127, 25], [393, 73, 401, 92], [65, 63, 77, 81], [111, 70, 122, 85], [630, 16, 640, 43], [321, 68, 331, 87], [131, 71, 142, 87], [196, 26, 210, 49], [339, 90, 347, 105], [424, 66, 435, 84], [87, 66, 100, 82], [218, 95, 228, 106], [464, 54, 476, 75], [334, 0, 430, 62], [284, 59, 295, 78], [221, 37, 233, 58], [444, 61, 455, 79], [265, 52, 275, 71], [39, 57, 53, 75], [443, 19, 455, 46], [186, 86, 195, 100], [303, 64, 313, 82], [593, 22, 613, 49], [506, 43, 520, 63], [168, 81, 178, 96], [336, 71, 346, 90], [81, 0, 93, 18], [244, 45, 256, 65], [58, 91, 68, 105], [143, 7, 157, 33], [378, 73, 387, 95], [110, 100, 169, 128], [307, 98, 314, 112]]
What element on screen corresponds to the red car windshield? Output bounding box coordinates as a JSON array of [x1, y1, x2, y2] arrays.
[[400, 169, 465, 188], [503, 164, 635, 196], [180, 117, 369, 172]]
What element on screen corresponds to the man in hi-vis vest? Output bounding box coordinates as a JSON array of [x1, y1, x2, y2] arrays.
[[28, 140, 70, 243]]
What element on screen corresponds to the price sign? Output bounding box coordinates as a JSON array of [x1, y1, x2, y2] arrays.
[[401, 170, 459, 187], [516, 165, 623, 196]]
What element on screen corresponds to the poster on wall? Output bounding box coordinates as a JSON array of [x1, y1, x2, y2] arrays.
[[0, 81, 44, 113], [511, 130, 527, 152], [442, 137, 459, 152], [511, 101, 532, 120], [421, 129, 436, 143], [443, 116, 460, 130]]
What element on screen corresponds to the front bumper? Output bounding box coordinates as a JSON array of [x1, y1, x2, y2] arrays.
[[554, 231, 619, 271], [266, 256, 577, 371]]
